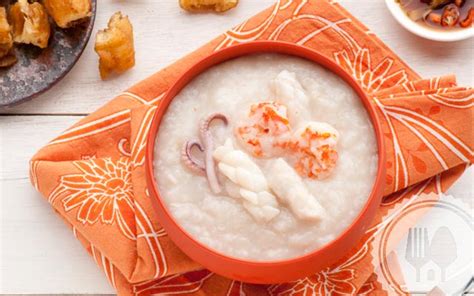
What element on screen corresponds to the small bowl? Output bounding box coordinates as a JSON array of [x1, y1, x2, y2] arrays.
[[385, 0, 474, 42], [146, 41, 386, 284]]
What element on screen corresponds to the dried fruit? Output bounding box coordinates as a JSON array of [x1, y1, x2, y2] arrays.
[[94, 12, 135, 80], [460, 7, 473, 27], [179, 0, 238, 12], [441, 4, 460, 26], [9, 0, 51, 48], [44, 0, 92, 28], [0, 7, 13, 58]]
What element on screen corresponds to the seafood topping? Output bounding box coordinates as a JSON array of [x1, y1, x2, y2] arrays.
[[287, 122, 339, 180], [182, 113, 228, 194], [181, 140, 205, 174], [271, 70, 311, 123], [460, 7, 473, 27], [236, 98, 340, 179], [213, 139, 280, 222], [441, 4, 461, 26], [266, 158, 325, 221], [398, 0, 473, 30], [236, 101, 291, 158]]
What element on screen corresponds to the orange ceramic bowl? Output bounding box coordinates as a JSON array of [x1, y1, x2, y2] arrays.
[[146, 41, 386, 284]]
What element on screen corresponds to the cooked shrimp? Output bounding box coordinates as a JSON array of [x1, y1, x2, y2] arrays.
[[235, 101, 291, 158], [287, 122, 339, 180]]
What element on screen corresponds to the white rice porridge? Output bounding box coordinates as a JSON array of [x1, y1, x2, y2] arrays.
[[154, 54, 378, 261]]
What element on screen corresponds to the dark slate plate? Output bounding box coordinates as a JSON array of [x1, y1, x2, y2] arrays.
[[0, 0, 96, 107]]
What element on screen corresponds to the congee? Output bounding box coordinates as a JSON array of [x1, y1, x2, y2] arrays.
[[154, 54, 377, 261]]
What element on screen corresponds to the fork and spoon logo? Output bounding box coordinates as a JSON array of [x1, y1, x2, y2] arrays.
[[372, 193, 473, 294], [405, 226, 457, 282]]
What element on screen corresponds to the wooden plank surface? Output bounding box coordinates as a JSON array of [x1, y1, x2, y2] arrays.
[[0, 116, 117, 294], [0, 0, 472, 115], [0, 0, 472, 294]]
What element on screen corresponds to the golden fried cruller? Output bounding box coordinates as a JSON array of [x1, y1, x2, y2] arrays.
[[94, 12, 135, 79], [0, 51, 17, 68], [44, 0, 92, 28], [0, 7, 13, 59], [10, 0, 51, 49], [179, 0, 239, 12]]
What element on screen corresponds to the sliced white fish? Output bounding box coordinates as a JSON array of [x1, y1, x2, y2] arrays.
[[271, 70, 311, 123], [266, 158, 325, 221], [213, 139, 280, 222]]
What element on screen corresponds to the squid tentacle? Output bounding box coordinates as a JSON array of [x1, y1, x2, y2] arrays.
[[181, 140, 206, 175], [181, 113, 229, 194], [199, 113, 228, 194]]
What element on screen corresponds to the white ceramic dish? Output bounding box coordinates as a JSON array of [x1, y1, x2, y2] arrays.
[[385, 0, 474, 42]]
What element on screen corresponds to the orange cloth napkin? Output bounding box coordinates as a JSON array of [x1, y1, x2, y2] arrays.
[[30, 0, 473, 295]]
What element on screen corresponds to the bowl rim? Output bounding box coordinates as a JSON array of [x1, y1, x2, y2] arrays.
[[385, 0, 474, 42], [145, 40, 386, 278]]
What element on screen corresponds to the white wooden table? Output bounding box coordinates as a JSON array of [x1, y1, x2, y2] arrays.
[[0, 0, 472, 294]]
